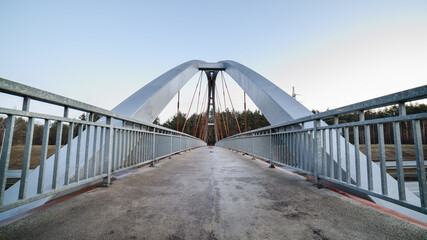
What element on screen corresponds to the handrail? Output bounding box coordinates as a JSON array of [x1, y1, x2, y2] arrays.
[[226, 85, 427, 138], [0, 77, 199, 139], [0, 78, 206, 220], [217, 85, 427, 221]]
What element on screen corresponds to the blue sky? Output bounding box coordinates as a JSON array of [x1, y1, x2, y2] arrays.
[[1, 1, 426, 122]]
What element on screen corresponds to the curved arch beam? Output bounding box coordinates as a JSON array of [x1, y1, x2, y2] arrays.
[[112, 60, 206, 123], [219, 60, 313, 125]]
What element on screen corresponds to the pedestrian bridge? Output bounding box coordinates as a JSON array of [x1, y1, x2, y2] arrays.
[[0, 60, 426, 236], [0, 146, 425, 239]]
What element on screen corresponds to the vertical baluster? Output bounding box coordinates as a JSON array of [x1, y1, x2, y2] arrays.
[[281, 133, 284, 164], [116, 129, 122, 169], [22, 97, 30, 111], [0, 115, 15, 204], [92, 126, 98, 177], [328, 128, 334, 179], [138, 132, 145, 163], [111, 128, 116, 171], [299, 131, 303, 170], [302, 130, 307, 171], [103, 117, 114, 186], [273, 133, 279, 163], [377, 124, 388, 195], [145, 132, 148, 162], [335, 117, 342, 181], [344, 127, 351, 184], [353, 126, 361, 187], [153, 129, 157, 164], [65, 122, 74, 184], [398, 103, 406, 116], [313, 120, 321, 186], [131, 130, 136, 166], [322, 129, 327, 176], [134, 130, 138, 165], [84, 114, 93, 180], [75, 124, 83, 183], [413, 120, 426, 208], [99, 127, 105, 174], [169, 134, 173, 159], [393, 122, 405, 201], [294, 132, 298, 168], [285, 133, 289, 165], [293, 132, 297, 168], [38, 120, 50, 193], [19, 117, 35, 199], [125, 130, 129, 167], [128, 130, 133, 166], [121, 128, 125, 167], [308, 130, 313, 172], [362, 115, 373, 190], [52, 119, 63, 189]]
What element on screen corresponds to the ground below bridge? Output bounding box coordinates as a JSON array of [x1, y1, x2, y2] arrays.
[[1, 146, 426, 239]]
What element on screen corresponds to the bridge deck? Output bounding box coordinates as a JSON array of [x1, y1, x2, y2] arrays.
[[0, 146, 425, 239]]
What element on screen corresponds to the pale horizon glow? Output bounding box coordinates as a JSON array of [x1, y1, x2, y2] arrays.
[[0, 1, 426, 124]]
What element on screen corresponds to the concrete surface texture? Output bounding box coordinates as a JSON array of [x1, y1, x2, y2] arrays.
[[0, 146, 425, 240]]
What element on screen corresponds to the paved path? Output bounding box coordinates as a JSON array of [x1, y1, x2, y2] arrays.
[[0, 146, 425, 239]]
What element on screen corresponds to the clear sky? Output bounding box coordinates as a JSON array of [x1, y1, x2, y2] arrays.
[[0, 1, 426, 123]]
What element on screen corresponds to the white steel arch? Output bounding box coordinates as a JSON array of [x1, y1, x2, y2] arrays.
[[112, 60, 312, 125]]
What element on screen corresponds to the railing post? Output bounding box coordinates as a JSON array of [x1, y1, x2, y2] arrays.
[[313, 120, 322, 188], [179, 134, 182, 155], [169, 134, 172, 159], [0, 115, 15, 204], [103, 117, 114, 186], [150, 128, 156, 167], [251, 133, 255, 160], [413, 120, 427, 208], [269, 129, 275, 168]]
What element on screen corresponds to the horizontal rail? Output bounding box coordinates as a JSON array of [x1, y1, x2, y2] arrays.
[[228, 85, 427, 138], [0, 78, 206, 216], [0, 77, 199, 139], [217, 85, 427, 218]]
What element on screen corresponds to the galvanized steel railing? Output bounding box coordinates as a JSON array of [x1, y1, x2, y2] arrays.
[[0, 78, 205, 214], [217, 85, 427, 215]]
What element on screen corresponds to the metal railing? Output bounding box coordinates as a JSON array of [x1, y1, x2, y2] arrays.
[[217, 85, 427, 215], [0, 77, 205, 214]]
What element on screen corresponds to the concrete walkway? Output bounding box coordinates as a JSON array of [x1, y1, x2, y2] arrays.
[[0, 146, 425, 239]]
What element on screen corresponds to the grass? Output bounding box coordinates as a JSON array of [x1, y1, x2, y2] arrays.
[[359, 144, 427, 161], [5, 144, 426, 171], [8, 145, 58, 169]]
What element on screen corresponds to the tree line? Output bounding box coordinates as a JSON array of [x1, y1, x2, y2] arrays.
[[0, 103, 425, 146], [161, 109, 270, 145], [313, 103, 427, 144], [0, 114, 96, 145]]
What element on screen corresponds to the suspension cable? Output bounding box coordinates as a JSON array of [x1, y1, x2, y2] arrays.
[[216, 105, 224, 140], [194, 83, 209, 137], [220, 72, 230, 136], [212, 88, 223, 140], [221, 72, 241, 134], [215, 84, 229, 137], [194, 71, 203, 129], [181, 72, 203, 133], [201, 105, 210, 140]]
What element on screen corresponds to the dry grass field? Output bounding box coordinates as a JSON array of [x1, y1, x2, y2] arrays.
[[359, 144, 426, 161], [8, 145, 58, 169], [5, 144, 426, 171]]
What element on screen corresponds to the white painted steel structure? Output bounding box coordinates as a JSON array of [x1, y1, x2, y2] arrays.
[[217, 85, 427, 223], [0, 77, 205, 221], [0, 60, 426, 223]]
